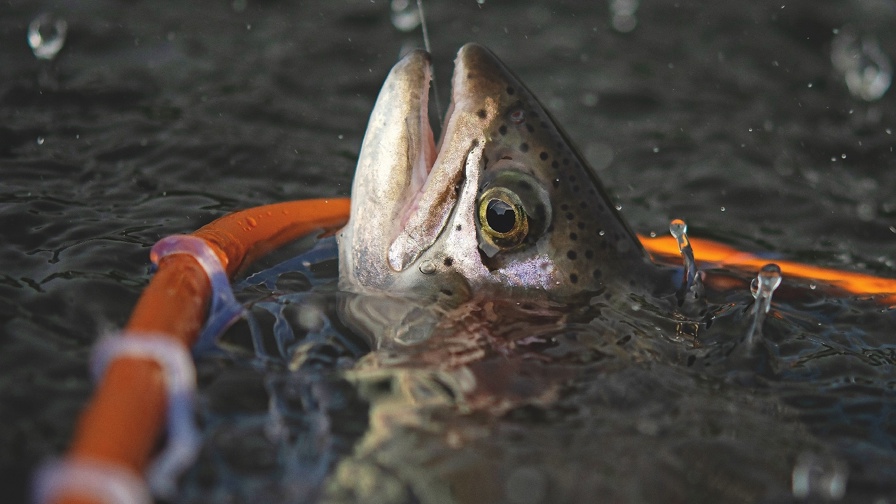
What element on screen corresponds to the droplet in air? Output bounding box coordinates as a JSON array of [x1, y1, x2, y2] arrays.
[[27, 13, 68, 61], [36, 136, 45, 145], [390, 0, 421, 32], [609, 0, 640, 33], [831, 26, 892, 101], [792, 452, 849, 501]]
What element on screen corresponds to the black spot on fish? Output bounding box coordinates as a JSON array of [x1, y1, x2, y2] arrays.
[[585, 249, 594, 259], [579, 201, 588, 209], [499, 124, 507, 135], [444, 257, 454, 267], [519, 143, 529, 152], [569, 232, 578, 241], [569, 273, 579, 284], [456, 224, 462, 231], [565, 212, 574, 220], [567, 250, 577, 260], [472, 139, 479, 146], [539, 152, 549, 161], [507, 86, 515, 95], [560, 203, 569, 210], [477, 109, 486, 118]]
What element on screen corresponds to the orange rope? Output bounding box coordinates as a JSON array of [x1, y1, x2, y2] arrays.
[[50, 197, 896, 503], [639, 234, 896, 306], [54, 198, 350, 504]]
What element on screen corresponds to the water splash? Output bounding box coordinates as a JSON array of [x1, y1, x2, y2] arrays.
[[669, 219, 704, 308], [745, 263, 782, 347], [27, 13, 68, 61], [609, 0, 640, 33], [831, 27, 892, 101]]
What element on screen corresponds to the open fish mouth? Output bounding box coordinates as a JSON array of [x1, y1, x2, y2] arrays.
[[338, 45, 488, 292]]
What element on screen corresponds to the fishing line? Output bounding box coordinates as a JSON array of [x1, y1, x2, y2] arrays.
[[417, 0, 443, 125]]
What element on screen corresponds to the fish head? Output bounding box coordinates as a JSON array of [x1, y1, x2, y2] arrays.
[[338, 43, 654, 305]]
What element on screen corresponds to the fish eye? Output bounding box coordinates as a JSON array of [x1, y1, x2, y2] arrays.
[[476, 168, 552, 259], [477, 187, 529, 256]]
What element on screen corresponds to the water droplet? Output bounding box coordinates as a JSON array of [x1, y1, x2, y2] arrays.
[[581, 92, 598, 107], [390, 0, 421, 32], [792, 452, 849, 500], [841, 153, 847, 159], [36, 136, 45, 145], [652, 146, 660, 153], [419, 260, 436, 275], [856, 202, 876, 221], [720, 206, 726, 212], [831, 27, 892, 101], [28, 13, 68, 61], [615, 204, 622, 211], [598, 230, 606, 236]]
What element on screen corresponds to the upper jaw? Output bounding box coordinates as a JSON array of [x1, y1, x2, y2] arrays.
[[338, 44, 502, 293]]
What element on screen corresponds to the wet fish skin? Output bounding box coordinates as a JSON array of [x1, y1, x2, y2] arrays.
[[338, 43, 660, 303]]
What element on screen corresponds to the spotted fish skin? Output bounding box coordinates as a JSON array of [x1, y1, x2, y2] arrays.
[[338, 43, 660, 303]]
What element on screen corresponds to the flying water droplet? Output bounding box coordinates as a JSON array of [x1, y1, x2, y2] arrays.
[[390, 0, 421, 32], [27, 13, 68, 61], [609, 0, 640, 33], [792, 452, 849, 501], [831, 27, 892, 101]]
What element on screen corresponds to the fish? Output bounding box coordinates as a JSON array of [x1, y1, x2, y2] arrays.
[[337, 43, 667, 309], [323, 45, 862, 503]]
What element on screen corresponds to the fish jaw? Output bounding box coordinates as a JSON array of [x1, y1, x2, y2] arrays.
[[340, 43, 656, 302], [337, 49, 437, 293]]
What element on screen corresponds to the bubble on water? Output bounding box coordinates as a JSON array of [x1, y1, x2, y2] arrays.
[[391, 0, 421, 32], [831, 27, 892, 101], [610, 0, 640, 33], [792, 452, 849, 500], [28, 13, 68, 61]]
